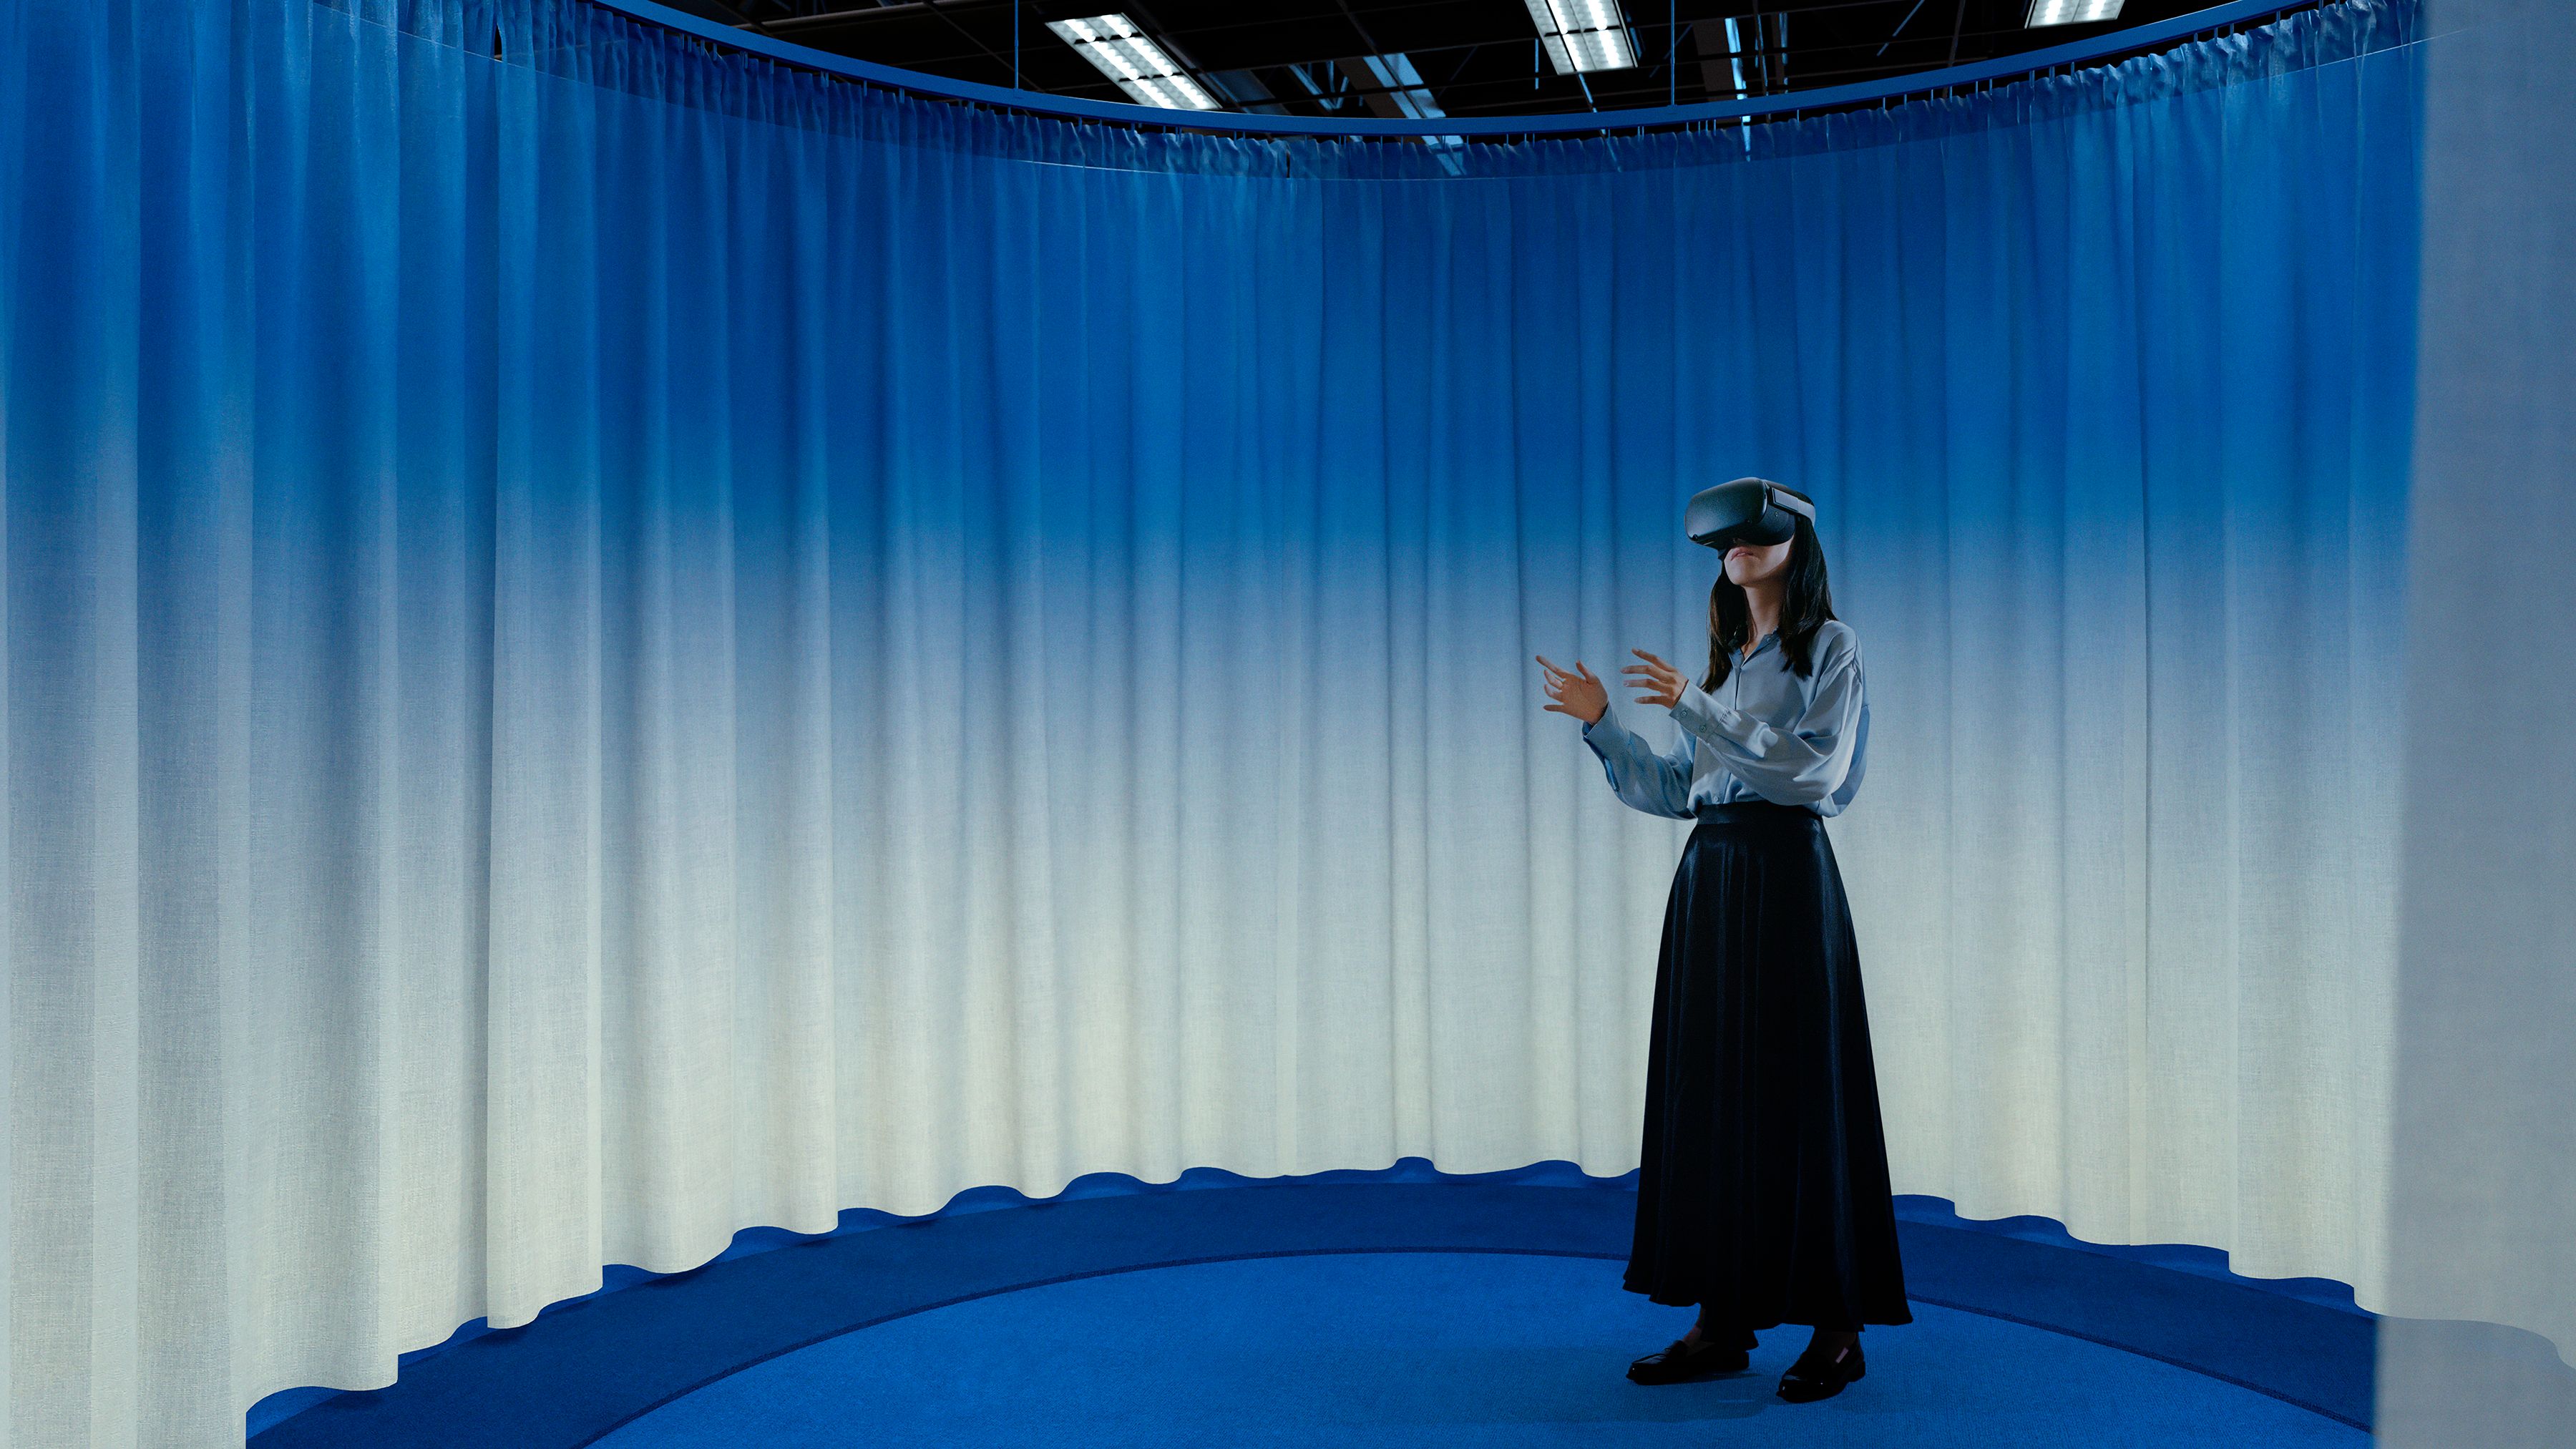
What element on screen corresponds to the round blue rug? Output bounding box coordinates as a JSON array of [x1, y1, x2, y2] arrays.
[[248, 1171, 2376, 1446], [593, 1251, 2363, 1448]]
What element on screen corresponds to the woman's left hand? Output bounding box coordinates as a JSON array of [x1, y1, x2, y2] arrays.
[[1624, 649, 1687, 709]]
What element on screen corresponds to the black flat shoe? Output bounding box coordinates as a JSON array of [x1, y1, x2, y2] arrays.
[[1626, 1333, 1750, 1385], [1776, 1340, 1865, 1402]]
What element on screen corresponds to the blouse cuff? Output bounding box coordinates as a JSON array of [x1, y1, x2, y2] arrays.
[[1668, 681, 1738, 743], [1580, 706, 1639, 776]]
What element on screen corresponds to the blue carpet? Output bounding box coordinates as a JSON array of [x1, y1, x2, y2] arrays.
[[248, 1163, 2373, 1446], [593, 1252, 2362, 1448]]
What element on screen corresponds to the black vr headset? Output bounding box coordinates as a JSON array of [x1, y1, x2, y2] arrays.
[[1684, 477, 1815, 552]]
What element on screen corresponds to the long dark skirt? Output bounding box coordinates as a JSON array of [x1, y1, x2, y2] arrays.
[[1624, 799, 1912, 1331]]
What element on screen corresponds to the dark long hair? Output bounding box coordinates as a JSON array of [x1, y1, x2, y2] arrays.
[[1701, 485, 1837, 692]]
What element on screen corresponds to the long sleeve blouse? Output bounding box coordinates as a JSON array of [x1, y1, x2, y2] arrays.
[[1579, 618, 1870, 819]]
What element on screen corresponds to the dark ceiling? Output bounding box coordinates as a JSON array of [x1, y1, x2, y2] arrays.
[[648, 0, 2282, 123]]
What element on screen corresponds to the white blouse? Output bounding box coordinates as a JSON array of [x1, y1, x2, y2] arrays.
[[1579, 618, 1870, 819]]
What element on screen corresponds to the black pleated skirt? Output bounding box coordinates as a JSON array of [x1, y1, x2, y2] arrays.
[[1624, 799, 1912, 1330]]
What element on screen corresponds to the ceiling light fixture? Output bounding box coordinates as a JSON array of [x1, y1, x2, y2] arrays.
[[2026, 0, 2126, 25], [1523, 0, 1637, 74], [1045, 14, 1220, 110]]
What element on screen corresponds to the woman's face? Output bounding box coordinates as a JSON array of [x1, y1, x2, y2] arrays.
[[1724, 537, 1794, 587]]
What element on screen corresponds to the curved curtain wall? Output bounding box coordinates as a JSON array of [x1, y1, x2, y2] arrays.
[[2377, 0, 2576, 1443], [0, 1, 2419, 1441]]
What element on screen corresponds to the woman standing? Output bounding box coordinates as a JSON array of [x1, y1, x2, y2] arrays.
[[1534, 479, 1908, 1404]]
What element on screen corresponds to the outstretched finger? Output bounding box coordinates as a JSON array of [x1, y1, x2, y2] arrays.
[[1535, 653, 1569, 680], [1631, 648, 1669, 667], [1575, 660, 1599, 681]]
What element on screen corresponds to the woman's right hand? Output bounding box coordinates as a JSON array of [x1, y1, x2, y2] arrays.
[[1536, 655, 1608, 726]]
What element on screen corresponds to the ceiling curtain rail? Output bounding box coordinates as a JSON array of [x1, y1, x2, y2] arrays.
[[593, 0, 2331, 137], [435, 0, 2408, 181]]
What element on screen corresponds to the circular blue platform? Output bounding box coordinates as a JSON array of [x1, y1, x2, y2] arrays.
[[595, 1252, 2361, 1448], [249, 1171, 2375, 1447]]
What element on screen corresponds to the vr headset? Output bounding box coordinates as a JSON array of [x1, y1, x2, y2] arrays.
[[1684, 477, 1815, 552]]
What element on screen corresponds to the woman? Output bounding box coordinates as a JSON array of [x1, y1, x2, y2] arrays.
[[1533, 480, 1908, 1404]]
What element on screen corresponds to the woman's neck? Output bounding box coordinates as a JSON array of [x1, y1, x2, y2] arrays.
[[1743, 584, 1784, 652]]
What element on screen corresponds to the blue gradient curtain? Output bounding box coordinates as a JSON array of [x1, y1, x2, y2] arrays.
[[0, 0, 2418, 1440]]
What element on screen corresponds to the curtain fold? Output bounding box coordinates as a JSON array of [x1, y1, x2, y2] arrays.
[[0, 1, 2422, 1441]]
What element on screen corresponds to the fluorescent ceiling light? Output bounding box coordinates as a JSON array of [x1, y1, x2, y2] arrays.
[[1046, 14, 1219, 110], [2026, 0, 2125, 24], [1523, 0, 1636, 74]]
